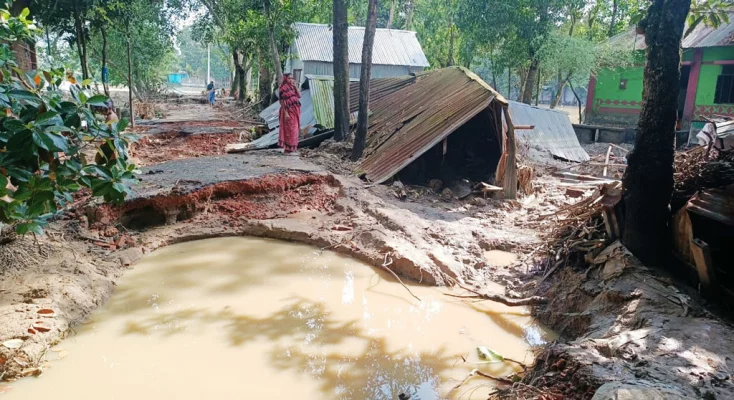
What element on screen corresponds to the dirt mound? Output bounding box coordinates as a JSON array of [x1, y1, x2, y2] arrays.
[[302, 138, 358, 175]]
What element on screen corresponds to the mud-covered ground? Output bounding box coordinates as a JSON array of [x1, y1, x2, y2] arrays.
[[1, 101, 734, 400]]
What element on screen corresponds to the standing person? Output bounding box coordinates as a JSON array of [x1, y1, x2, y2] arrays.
[[278, 73, 301, 155], [207, 80, 215, 106]]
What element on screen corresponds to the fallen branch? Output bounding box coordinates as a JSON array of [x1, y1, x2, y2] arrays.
[[381, 252, 422, 302], [446, 283, 547, 306], [603, 145, 613, 177], [449, 368, 514, 394]]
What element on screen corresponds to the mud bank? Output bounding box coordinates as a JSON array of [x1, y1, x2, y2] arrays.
[[0, 167, 539, 382], [515, 242, 734, 399]]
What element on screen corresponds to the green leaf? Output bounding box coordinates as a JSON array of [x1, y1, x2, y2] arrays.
[[15, 222, 43, 235], [116, 118, 129, 132], [82, 78, 92, 87], [477, 346, 504, 362], [19, 7, 29, 18], [32, 131, 69, 153], [6, 167, 33, 182], [86, 94, 109, 107], [3, 118, 26, 132], [9, 89, 38, 102], [78, 91, 88, 104], [35, 111, 59, 125]]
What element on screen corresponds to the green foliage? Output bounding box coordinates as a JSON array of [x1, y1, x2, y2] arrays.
[[0, 5, 136, 234]]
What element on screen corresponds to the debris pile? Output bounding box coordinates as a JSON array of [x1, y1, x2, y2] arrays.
[[672, 146, 734, 210]]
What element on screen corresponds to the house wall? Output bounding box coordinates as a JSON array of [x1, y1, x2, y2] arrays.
[[586, 47, 734, 127]]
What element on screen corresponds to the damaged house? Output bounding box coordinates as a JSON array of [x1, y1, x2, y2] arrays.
[[241, 67, 588, 198]]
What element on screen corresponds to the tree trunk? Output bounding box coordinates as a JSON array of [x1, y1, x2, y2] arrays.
[[621, 0, 691, 265], [387, 0, 395, 29], [238, 56, 249, 102], [100, 25, 110, 97], [405, 0, 414, 29], [230, 50, 241, 97], [567, 78, 583, 122], [73, 11, 89, 81], [352, 0, 378, 161], [535, 65, 541, 106], [551, 71, 569, 109], [447, 0, 455, 67], [333, 0, 350, 142], [126, 29, 135, 128], [258, 52, 273, 107], [507, 69, 511, 99], [263, 0, 283, 85], [608, 0, 619, 37], [521, 58, 538, 104]]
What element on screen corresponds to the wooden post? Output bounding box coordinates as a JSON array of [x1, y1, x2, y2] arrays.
[[502, 105, 517, 199]]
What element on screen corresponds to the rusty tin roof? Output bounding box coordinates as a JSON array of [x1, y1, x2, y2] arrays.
[[359, 67, 507, 184]]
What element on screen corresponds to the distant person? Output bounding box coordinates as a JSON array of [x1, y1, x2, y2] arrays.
[[278, 73, 300, 155], [207, 80, 215, 106]]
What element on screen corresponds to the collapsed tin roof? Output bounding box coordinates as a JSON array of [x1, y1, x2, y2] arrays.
[[359, 67, 507, 184]]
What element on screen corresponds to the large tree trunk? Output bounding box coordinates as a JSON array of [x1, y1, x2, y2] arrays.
[[521, 58, 538, 104], [621, 0, 691, 265], [332, 0, 350, 142], [608, 0, 619, 37], [100, 25, 110, 97], [387, 0, 395, 29], [263, 0, 283, 85], [351, 0, 378, 161]]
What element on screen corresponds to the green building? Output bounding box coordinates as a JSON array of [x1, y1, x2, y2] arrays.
[[586, 21, 734, 129]]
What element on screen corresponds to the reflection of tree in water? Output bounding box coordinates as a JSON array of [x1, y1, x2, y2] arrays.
[[120, 296, 457, 399], [270, 298, 452, 400]]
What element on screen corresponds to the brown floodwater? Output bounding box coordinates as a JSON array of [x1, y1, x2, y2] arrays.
[[1, 237, 553, 399]]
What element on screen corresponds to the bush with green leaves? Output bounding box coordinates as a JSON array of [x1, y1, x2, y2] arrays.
[[0, 6, 136, 235]]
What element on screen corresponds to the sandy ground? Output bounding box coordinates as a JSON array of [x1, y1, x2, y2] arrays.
[[1, 100, 733, 399]]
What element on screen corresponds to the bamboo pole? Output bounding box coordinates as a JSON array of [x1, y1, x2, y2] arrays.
[[502, 105, 518, 199]]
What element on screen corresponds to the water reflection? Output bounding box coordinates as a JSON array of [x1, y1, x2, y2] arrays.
[[2, 237, 555, 400]]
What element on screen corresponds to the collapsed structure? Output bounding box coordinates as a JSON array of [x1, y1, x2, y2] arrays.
[[239, 67, 591, 198]]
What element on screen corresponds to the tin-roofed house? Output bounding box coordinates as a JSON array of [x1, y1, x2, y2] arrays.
[[586, 17, 734, 130], [284, 22, 429, 85]]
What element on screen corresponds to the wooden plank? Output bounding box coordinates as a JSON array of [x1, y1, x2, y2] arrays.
[[226, 143, 253, 153], [603, 145, 613, 177], [690, 238, 714, 286], [502, 106, 518, 200], [573, 123, 625, 132], [514, 125, 535, 130]]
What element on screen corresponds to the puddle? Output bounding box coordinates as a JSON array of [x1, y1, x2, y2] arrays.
[[484, 250, 518, 267], [1, 237, 553, 399]]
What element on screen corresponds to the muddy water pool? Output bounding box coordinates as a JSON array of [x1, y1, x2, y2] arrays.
[[2, 237, 553, 399]]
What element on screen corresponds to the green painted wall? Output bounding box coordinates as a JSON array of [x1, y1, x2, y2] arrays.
[[588, 46, 734, 126], [594, 66, 644, 102]]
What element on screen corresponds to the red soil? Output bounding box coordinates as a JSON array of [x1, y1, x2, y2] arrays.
[[132, 132, 242, 166]]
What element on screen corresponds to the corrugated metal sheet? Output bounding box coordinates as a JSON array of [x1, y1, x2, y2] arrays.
[[509, 101, 590, 162], [359, 67, 507, 184], [293, 23, 429, 67], [309, 77, 336, 129], [687, 184, 734, 227], [610, 16, 734, 51], [302, 61, 419, 81], [259, 88, 317, 130]]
